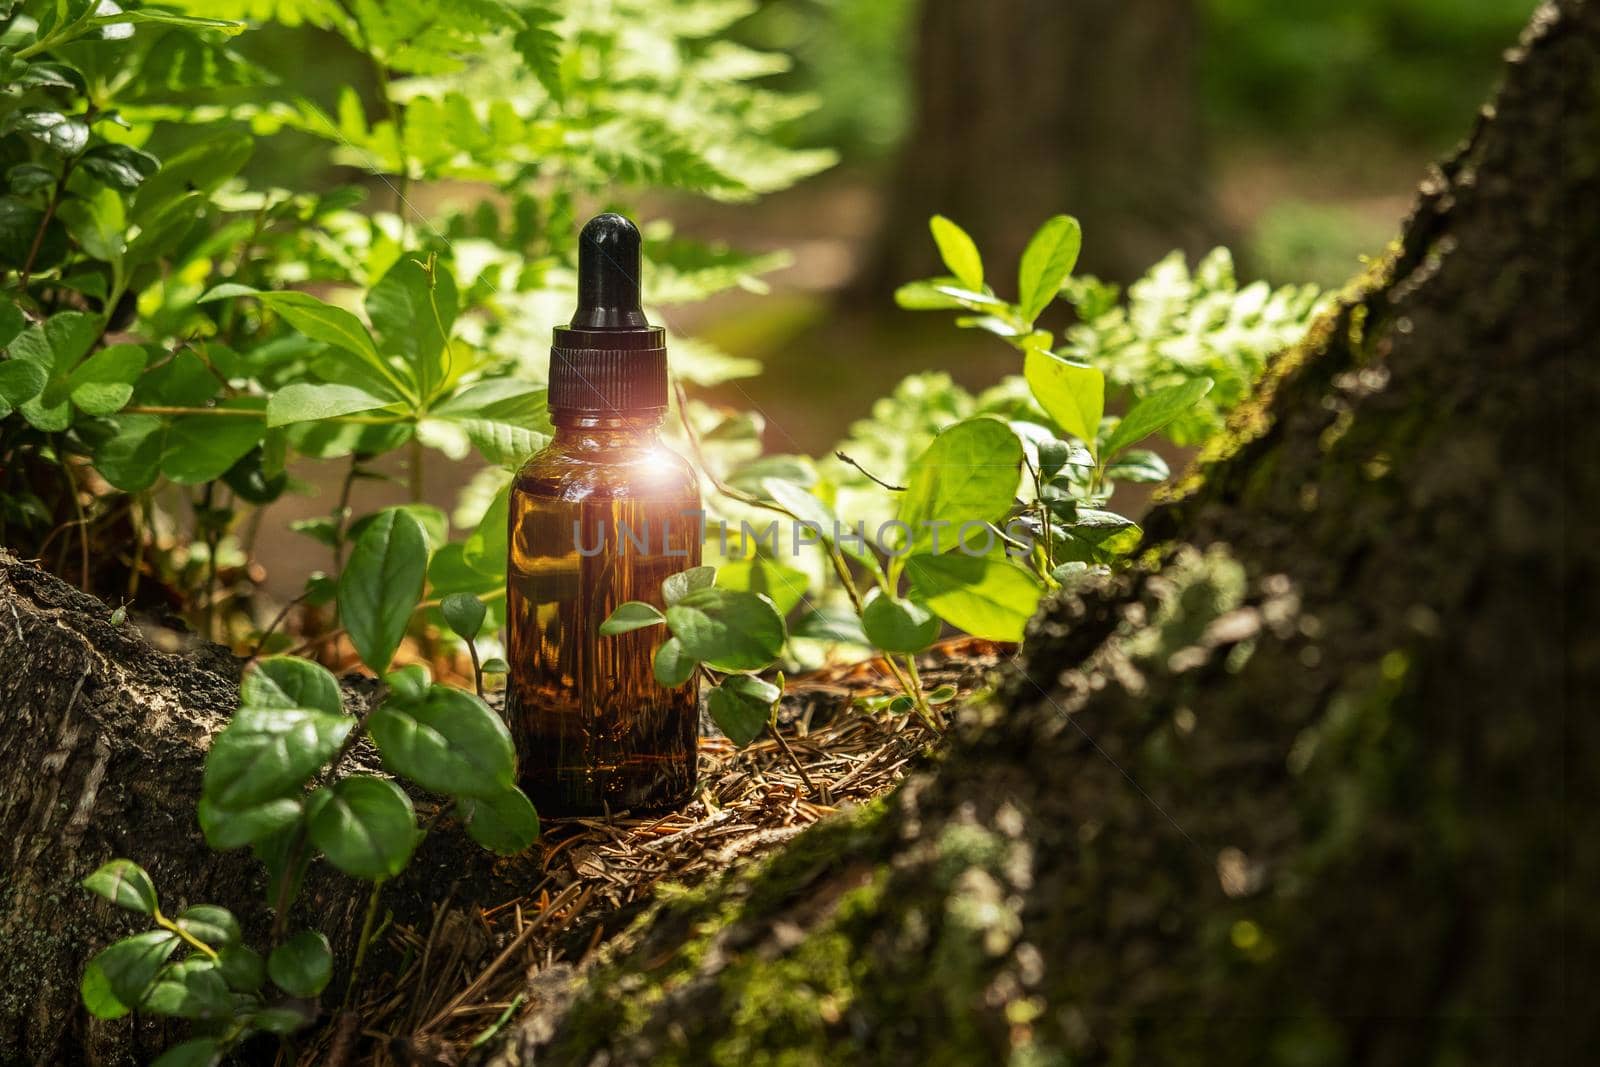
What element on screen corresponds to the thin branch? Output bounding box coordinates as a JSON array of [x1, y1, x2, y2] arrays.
[[834, 450, 906, 492]]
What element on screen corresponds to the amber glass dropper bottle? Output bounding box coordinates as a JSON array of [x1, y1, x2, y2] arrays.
[[503, 213, 701, 817]]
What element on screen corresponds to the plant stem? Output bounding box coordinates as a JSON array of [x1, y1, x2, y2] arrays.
[[155, 911, 221, 961], [342, 878, 386, 1010], [18, 159, 75, 290]]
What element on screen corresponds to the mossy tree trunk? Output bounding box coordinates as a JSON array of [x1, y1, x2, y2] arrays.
[[490, 3, 1595, 1063], [0, 554, 517, 1065]]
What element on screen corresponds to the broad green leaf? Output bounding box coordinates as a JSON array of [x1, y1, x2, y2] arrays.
[[348, 503, 447, 552], [267, 382, 391, 427], [762, 477, 875, 567], [80, 931, 178, 1020], [1017, 215, 1082, 323], [78, 144, 160, 190], [895, 418, 1022, 555], [241, 657, 343, 717], [140, 958, 231, 1020], [599, 601, 666, 636], [338, 508, 429, 673], [790, 608, 869, 646], [267, 929, 333, 997], [368, 684, 516, 797], [1, 297, 26, 347], [384, 664, 431, 705], [151, 1037, 222, 1067], [441, 591, 487, 641], [246, 1003, 315, 1035], [67, 343, 145, 415], [92, 414, 165, 492], [91, 7, 244, 33], [1024, 349, 1104, 450], [81, 859, 158, 915], [366, 256, 458, 401], [707, 674, 780, 746], [217, 945, 265, 993], [894, 277, 968, 311], [1101, 378, 1214, 461], [653, 638, 697, 687], [202, 706, 353, 809], [7, 109, 89, 155], [906, 553, 1044, 643], [174, 905, 241, 949], [462, 482, 509, 578], [0, 360, 47, 420], [456, 787, 539, 854], [1104, 449, 1171, 484], [929, 216, 983, 291], [662, 565, 716, 605], [134, 133, 252, 223], [0, 195, 66, 271], [714, 555, 809, 617], [199, 285, 405, 399], [862, 589, 941, 653], [305, 775, 416, 882], [161, 405, 265, 484], [1060, 509, 1142, 562], [665, 587, 786, 672], [431, 381, 552, 466]]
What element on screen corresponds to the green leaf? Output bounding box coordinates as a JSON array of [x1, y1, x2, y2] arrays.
[[456, 787, 540, 855], [665, 587, 786, 672], [599, 600, 666, 636], [790, 608, 868, 646], [762, 477, 876, 568], [67, 343, 145, 415], [662, 565, 716, 605], [140, 958, 231, 1020], [161, 406, 265, 484], [0, 195, 66, 270], [349, 503, 447, 553], [90, 8, 245, 33], [338, 507, 429, 673], [217, 945, 265, 993], [199, 285, 404, 400], [202, 706, 354, 809], [441, 591, 487, 641], [174, 905, 241, 949], [929, 216, 983, 291], [267, 382, 391, 427], [431, 381, 552, 466], [80, 931, 178, 1020], [1024, 349, 1104, 451], [306, 775, 417, 882], [6, 109, 89, 155], [895, 418, 1022, 555], [6, 163, 57, 195], [0, 359, 47, 420], [81, 859, 158, 916], [242, 657, 343, 717], [1104, 449, 1171, 484], [862, 589, 941, 653], [714, 555, 809, 617], [481, 657, 509, 674], [368, 684, 516, 798], [78, 144, 160, 190], [462, 482, 509, 577], [151, 1037, 223, 1067], [652, 637, 697, 687], [707, 674, 780, 746], [1101, 378, 1214, 461], [134, 133, 251, 222], [1060, 509, 1142, 562], [92, 414, 164, 491], [267, 930, 333, 997], [246, 1003, 315, 1035], [894, 277, 969, 311], [1, 297, 26, 347], [905, 553, 1044, 643], [366, 256, 458, 401], [197, 795, 304, 850], [1017, 215, 1082, 323]]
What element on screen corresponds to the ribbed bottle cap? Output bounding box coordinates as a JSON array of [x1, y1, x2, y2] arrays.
[[548, 213, 668, 414]]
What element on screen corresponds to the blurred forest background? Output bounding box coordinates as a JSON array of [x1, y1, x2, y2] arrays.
[[228, 0, 1533, 453], [204, 0, 1535, 596]]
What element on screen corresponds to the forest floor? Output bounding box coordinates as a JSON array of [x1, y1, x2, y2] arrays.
[[292, 638, 1006, 1065]]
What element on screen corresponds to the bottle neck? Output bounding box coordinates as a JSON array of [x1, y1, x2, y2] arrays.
[[550, 410, 664, 448]]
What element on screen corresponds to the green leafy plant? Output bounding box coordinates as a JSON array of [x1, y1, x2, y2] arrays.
[[81, 507, 535, 1060]]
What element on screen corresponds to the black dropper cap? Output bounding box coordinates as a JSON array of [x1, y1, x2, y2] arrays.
[[548, 213, 667, 415]]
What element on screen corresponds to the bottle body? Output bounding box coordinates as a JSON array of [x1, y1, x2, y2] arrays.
[[504, 415, 701, 816]]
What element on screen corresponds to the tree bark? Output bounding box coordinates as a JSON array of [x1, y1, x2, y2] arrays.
[[488, 2, 1595, 1063], [0, 554, 522, 1065], [854, 0, 1222, 302]]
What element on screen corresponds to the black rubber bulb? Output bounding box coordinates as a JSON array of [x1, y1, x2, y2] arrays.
[[571, 213, 649, 329]]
